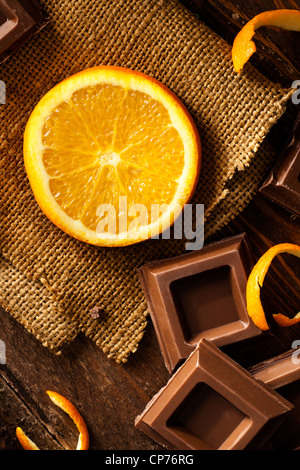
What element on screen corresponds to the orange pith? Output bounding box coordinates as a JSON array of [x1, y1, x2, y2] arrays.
[[246, 243, 300, 331], [24, 66, 201, 246], [232, 9, 300, 73], [16, 391, 89, 450]]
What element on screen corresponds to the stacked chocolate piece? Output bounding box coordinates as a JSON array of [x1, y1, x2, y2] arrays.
[[135, 232, 300, 449], [251, 349, 300, 450], [259, 113, 300, 218], [138, 234, 260, 374], [135, 118, 300, 449]]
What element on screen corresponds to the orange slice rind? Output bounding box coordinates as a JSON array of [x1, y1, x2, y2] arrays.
[[16, 391, 89, 450], [24, 65, 201, 247], [246, 243, 300, 331], [232, 9, 300, 73]]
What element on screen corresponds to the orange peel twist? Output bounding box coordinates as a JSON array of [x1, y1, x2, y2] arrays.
[[246, 243, 300, 331], [16, 391, 89, 450], [232, 9, 300, 73]]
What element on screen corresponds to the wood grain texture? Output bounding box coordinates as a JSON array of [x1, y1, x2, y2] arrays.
[[181, 0, 300, 85], [0, 0, 299, 450], [0, 305, 169, 450]]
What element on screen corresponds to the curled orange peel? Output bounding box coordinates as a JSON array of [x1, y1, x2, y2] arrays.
[[246, 243, 300, 331], [16, 391, 89, 450], [16, 427, 40, 450], [232, 9, 300, 73]]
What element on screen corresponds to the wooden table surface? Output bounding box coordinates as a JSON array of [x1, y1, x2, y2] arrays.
[[1, 0, 300, 451]]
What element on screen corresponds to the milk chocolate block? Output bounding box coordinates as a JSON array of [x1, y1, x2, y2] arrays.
[[259, 113, 300, 217], [0, 0, 48, 63], [250, 349, 300, 450], [138, 233, 261, 372], [135, 339, 293, 450]]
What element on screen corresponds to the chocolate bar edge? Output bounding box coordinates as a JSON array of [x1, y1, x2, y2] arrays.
[[0, 0, 49, 64], [138, 233, 261, 373], [138, 232, 251, 273], [259, 112, 300, 217], [134, 339, 294, 451], [138, 267, 176, 373], [259, 176, 300, 217], [249, 348, 300, 389]]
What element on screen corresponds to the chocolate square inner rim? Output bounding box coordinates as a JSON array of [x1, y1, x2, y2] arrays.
[[143, 237, 257, 346], [136, 339, 292, 450], [139, 234, 262, 372], [166, 381, 247, 449], [170, 263, 244, 343]]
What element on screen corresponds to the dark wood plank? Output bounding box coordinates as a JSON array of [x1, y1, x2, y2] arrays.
[[180, 0, 300, 165], [0, 374, 61, 450], [219, 195, 300, 368], [181, 0, 300, 85], [0, 305, 169, 450]]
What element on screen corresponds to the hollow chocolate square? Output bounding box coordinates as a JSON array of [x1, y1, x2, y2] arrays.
[[0, 0, 48, 63], [135, 339, 293, 450], [138, 233, 261, 372], [259, 113, 300, 217], [250, 349, 300, 450]]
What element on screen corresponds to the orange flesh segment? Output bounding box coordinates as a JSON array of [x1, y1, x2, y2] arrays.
[[24, 66, 201, 246], [16, 391, 89, 450], [246, 243, 300, 331], [42, 85, 185, 231], [232, 9, 300, 73]]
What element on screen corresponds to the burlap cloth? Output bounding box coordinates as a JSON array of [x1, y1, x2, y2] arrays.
[[0, 0, 293, 362]]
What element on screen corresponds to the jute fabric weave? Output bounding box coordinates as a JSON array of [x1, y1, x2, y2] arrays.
[[0, 0, 292, 362]]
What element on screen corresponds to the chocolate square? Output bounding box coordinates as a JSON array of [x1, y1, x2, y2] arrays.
[[0, 0, 48, 62], [259, 114, 300, 217], [250, 349, 300, 450], [135, 339, 293, 450], [138, 233, 261, 372]]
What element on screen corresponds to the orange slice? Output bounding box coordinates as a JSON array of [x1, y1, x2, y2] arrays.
[[16, 391, 89, 450], [24, 66, 201, 246], [246, 243, 300, 331], [232, 9, 300, 73]]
